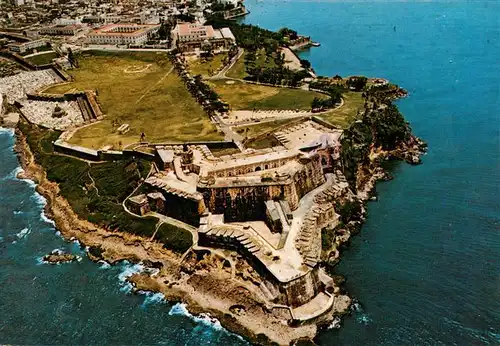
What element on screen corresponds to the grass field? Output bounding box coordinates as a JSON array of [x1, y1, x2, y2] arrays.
[[318, 92, 364, 128], [25, 51, 58, 66], [187, 53, 227, 77], [209, 79, 327, 110], [44, 51, 222, 149]]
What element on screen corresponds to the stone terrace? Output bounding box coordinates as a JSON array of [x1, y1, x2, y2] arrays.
[[274, 120, 342, 150]]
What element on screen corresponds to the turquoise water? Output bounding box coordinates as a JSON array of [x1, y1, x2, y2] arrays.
[[1, 1, 499, 344], [243, 0, 499, 344], [0, 129, 247, 345]]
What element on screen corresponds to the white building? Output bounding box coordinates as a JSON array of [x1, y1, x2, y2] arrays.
[[40, 24, 85, 36], [7, 39, 48, 54], [87, 24, 160, 45], [171, 23, 235, 52]]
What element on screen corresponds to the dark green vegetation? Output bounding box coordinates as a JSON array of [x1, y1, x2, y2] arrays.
[[154, 223, 193, 253], [243, 48, 309, 87], [19, 121, 157, 237], [19, 122, 192, 253], [346, 76, 368, 91], [309, 78, 344, 111], [25, 51, 58, 66], [206, 15, 310, 86], [335, 200, 362, 224], [340, 90, 412, 189]]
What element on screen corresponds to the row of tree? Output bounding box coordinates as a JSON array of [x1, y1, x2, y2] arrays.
[[169, 53, 229, 116]]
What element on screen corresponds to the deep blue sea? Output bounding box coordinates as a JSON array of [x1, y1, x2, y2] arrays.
[[1, 1, 499, 344]]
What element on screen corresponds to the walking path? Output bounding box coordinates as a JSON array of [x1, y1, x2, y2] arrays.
[[211, 48, 244, 80]]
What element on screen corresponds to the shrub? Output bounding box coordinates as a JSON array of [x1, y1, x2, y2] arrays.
[[154, 223, 193, 253]]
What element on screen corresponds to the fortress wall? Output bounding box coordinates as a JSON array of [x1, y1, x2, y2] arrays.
[[200, 156, 326, 220], [143, 184, 203, 226], [293, 156, 325, 197], [282, 268, 320, 308], [26, 93, 79, 102], [200, 185, 280, 222], [208, 154, 300, 179]]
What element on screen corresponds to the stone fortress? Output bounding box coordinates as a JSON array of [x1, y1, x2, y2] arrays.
[[0, 57, 352, 327], [127, 118, 352, 323]]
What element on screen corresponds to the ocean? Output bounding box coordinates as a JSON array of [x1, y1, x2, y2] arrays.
[[1, 0, 499, 344]]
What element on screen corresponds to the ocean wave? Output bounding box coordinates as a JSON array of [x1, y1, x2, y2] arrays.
[[327, 316, 342, 330], [356, 314, 373, 325], [40, 211, 56, 226], [351, 300, 372, 326], [28, 192, 56, 226], [30, 192, 47, 206], [14, 168, 37, 188], [117, 261, 145, 293], [0, 127, 14, 135], [98, 260, 111, 269], [15, 227, 31, 240], [3, 166, 24, 181], [138, 291, 166, 307], [169, 303, 225, 332]]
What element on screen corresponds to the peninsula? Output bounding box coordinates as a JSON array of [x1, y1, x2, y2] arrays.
[[1, 2, 425, 344]]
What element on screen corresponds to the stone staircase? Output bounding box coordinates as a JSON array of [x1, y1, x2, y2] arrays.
[[199, 225, 262, 255], [294, 171, 349, 268]]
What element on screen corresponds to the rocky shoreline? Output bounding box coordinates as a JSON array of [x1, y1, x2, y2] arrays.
[[13, 128, 326, 345], [42, 249, 81, 264], [13, 112, 425, 344]]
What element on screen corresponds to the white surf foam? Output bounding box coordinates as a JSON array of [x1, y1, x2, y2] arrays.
[[117, 261, 145, 293], [14, 167, 36, 188], [40, 210, 56, 226], [168, 303, 224, 332], [139, 291, 166, 307], [327, 316, 342, 330], [0, 127, 14, 135], [98, 260, 111, 269], [4, 166, 23, 181], [15, 227, 31, 239]]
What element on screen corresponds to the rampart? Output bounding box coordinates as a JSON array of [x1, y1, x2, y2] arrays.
[[199, 155, 324, 220]]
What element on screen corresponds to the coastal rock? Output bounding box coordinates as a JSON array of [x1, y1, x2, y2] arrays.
[[42, 249, 80, 264]]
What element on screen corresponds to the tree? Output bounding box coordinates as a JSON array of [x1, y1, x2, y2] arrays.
[[300, 59, 311, 69], [157, 22, 169, 40], [346, 76, 368, 91]]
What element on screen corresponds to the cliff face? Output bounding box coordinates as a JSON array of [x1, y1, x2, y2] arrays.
[[340, 90, 426, 192]]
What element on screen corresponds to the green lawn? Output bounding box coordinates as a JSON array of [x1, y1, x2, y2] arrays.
[[25, 51, 58, 66], [187, 53, 227, 77], [209, 79, 327, 110], [246, 135, 282, 150], [318, 92, 364, 128], [226, 51, 246, 79], [44, 51, 222, 149]]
